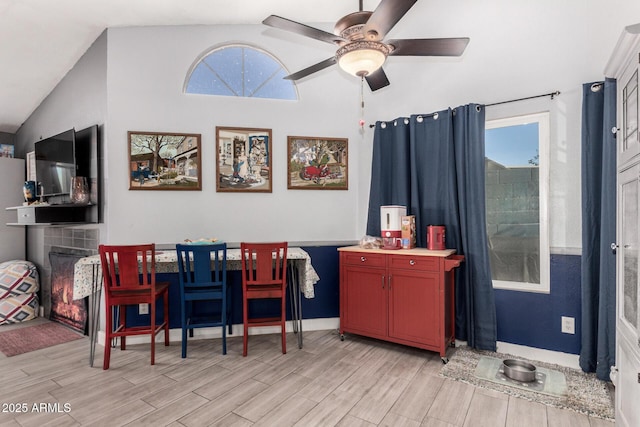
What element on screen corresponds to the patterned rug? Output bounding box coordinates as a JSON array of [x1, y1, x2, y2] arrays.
[[440, 347, 614, 421], [0, 322, 83, 357]]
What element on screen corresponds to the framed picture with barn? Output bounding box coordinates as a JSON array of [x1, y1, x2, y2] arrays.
[[287, 136, 348, 190], [128, 131, 202, 190], [216, 126, 272, 193]]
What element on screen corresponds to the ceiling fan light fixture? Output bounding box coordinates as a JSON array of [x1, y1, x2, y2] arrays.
[[336, 41, 389, 77]]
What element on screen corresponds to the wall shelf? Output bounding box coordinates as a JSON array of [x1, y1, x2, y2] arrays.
[[6, 204, 96, 225]]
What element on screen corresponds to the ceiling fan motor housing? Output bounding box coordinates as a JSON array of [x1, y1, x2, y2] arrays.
[[334, 11, 380, 41], [334, 11, 391, 77]]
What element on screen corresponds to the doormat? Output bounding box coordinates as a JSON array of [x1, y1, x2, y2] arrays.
[[440, 347, 614, 421], [0, 322, 84, 357]]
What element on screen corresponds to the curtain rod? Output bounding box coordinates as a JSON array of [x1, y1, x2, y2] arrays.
[[486, 90, 560, 107], [368, 90, 560, 128]]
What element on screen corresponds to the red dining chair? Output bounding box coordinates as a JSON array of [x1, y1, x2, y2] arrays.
[[99, 244, 170, 370], [240, 242, 288, 357]]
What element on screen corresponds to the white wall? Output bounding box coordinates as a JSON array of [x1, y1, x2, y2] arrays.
[[15, 31, 108, 264], [104, 25, 365, 245]]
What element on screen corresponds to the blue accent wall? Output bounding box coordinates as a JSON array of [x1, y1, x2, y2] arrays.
[[494, 254, 581, 354], [124, 245, 341, 329], [123, 246, 581, 356]]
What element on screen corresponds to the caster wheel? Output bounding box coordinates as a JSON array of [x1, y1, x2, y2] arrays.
[[340, 334, 345, 341], [441, 357, 449, 364]]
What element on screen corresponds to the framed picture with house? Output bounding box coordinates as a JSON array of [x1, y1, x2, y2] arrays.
[[215, 126, 272, 193], [287, 136, 348, 190], [128, 131, 202, 191]]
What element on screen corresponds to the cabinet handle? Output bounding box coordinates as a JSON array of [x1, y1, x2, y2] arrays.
[[409, 259, 416, 266], [389, 275, 392, 290], [361, 256, 367, 262], [381, 275, 385, 289]]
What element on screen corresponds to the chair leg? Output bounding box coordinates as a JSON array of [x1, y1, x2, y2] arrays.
[[227, 287, 233, 335], [120, 305, 126, 350], [150, 301, 156, 366], [222, 306, 227, 356], [163, 292, 169, 347], [103, 305, 112, 370], [181, 299, 187, 358], [181, 326, 187, 358], [242, 294, 248, 357], [281, 296, 287, 355], [188, 301, 194, 338]]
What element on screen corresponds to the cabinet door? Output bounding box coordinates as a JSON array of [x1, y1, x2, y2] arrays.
[[388, 268, 440, 346], [341, 264, 387, 338], [617, 162, 640, 427], [619, 57, 640, 166]]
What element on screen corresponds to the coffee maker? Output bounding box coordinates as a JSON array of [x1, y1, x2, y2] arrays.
[[380, 205, 406, 249]]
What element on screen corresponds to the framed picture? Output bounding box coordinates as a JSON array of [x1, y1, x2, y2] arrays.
[[287, 136, 348, 190], [216, 127, 272, 193], [0, 144, 14, 158], [128, 131, 201, 190], [26, 151, 36, 181]]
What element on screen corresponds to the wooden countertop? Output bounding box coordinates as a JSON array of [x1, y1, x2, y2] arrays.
[[338, 245, 456, 258]]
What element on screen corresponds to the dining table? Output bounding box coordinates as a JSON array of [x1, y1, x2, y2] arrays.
[[73, 246, 320, 367]]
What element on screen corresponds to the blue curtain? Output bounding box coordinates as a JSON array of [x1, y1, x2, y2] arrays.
[[366, 104, 497, 351], [580, 78, 616, 381]]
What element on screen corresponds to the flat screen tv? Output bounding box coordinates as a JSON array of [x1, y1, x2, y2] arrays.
[[35, 129, 76, 197]]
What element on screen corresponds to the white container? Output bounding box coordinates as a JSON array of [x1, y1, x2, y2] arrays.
[[380, 205, 406, 237]]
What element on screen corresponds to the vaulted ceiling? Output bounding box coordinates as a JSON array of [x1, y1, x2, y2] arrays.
[[1, 0, 381, 133], [1, 0, 639, 134]]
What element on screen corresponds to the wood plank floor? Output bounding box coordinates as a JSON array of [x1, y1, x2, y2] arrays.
[[0, 320, 614, 426]]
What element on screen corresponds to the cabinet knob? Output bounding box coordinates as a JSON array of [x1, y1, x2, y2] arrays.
[[409, 259, 416, 266], [361, 256, 366, 262]]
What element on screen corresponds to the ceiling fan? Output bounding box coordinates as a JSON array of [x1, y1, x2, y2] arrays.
[[262, 0, 470, 91]]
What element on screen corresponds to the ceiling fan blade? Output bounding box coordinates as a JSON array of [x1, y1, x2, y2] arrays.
[[363, 0, 418, 40], [263, 15, 347, 45], [365, 68, 390, 91], [387, 38, 470, 56], [284, 57, 338, 81]]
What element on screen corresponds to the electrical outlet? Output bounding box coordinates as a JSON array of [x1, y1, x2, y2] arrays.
[[139, 303, 149, 315], [561, 316, 575, 334]]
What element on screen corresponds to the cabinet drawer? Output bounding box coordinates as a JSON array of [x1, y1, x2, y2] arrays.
[[341, 252, 386, 268], [388, 255, 438, 272], [16, 207, 36, 224]]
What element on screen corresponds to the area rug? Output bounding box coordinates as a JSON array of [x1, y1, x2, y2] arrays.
[[0, 322, 83, 357], [440, 347, 614, 421]]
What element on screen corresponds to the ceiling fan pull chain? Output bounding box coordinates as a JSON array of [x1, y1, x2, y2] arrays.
[[360, 76, 366, 129]]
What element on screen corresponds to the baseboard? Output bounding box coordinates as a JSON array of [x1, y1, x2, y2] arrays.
[[96, 317, 341, 346], [96, 321, 579, 370], [494, 341, 580, 369]]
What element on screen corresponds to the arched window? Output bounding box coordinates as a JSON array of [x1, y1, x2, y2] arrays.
[[185, 44, 297, 100]]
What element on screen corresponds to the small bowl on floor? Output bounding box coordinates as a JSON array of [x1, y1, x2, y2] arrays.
[[502, 359, 537, 382]]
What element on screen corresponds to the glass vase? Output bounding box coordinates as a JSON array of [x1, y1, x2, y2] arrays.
[[69, 177, 90, 205]]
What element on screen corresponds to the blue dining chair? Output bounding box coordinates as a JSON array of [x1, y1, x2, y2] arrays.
[[175, 242, 231, 357]]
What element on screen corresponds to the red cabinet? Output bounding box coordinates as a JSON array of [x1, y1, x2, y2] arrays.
[[338, 246, 462, 361]]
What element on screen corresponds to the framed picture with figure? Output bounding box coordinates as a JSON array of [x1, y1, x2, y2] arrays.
[[128, 131, 201, 191], [216, 127, 272, 193], [287, 136, 348, 190]]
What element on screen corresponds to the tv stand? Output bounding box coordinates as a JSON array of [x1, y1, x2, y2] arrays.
[[6, 203, 94, 225]]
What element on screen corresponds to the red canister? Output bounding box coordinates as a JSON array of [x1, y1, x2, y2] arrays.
[[427, 225, 446, 250]]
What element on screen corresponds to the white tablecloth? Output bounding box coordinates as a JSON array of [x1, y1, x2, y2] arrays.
[[73, 247, 320, 300]]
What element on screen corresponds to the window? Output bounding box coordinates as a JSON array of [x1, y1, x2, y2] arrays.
[[184, 44, 297, 100], [485, 112, 550, 293]]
